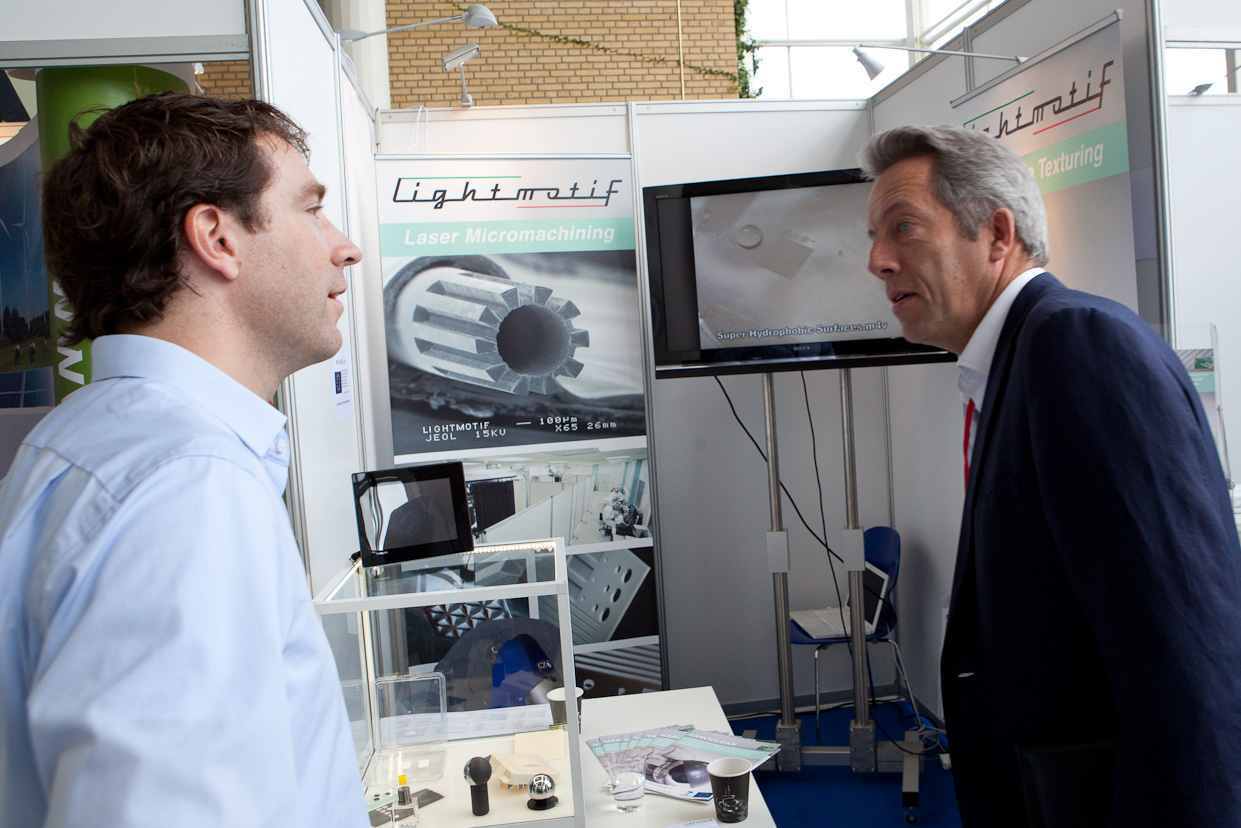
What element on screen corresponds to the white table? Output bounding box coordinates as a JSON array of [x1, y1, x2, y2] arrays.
[[369, 686, 775, 828], [367, 727, 579, 828], [578, 686, 777, 828]]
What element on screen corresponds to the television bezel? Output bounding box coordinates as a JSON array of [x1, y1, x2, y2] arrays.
[[642, 168, 954, 379], [352, 460, 474, 568]]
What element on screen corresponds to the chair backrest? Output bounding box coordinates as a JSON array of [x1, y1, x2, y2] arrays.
[[864, 526, 901, 632]]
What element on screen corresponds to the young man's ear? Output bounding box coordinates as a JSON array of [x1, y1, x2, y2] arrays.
[[182, 204, 242, 281]]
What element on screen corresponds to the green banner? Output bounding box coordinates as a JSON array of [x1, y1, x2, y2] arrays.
[[1023, 119, 1130, 195], [1190, 371, 1216, 394], [36, 65, 189, 400], [381, 217, 635, 257]]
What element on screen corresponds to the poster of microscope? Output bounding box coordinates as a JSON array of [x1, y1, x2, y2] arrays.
[[376, 157, 647, 464]]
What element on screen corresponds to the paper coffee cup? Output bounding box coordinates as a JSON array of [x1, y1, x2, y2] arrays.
[[707, 756, 752, 823], [547, 686, 584, 726]]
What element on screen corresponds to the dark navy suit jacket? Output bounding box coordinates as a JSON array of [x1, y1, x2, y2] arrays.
[[943, 273, 1241, 827]]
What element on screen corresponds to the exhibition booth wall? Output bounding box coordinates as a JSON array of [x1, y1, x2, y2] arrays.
[[321, 0, 1241, 714], [367, 98, 893, 708], [5, 0, 1239, 718], [1163, 0, 1241, 499]]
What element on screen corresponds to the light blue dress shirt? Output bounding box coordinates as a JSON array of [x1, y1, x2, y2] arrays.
[[0, 335, 367, 828]]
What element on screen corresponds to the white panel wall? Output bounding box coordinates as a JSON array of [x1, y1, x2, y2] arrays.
[[377, 104, 631, 156], [632, 100, 869, 187], [1166, 96, 1241, 479], [341, 69, 385, 489], [870, 57, 967, 130], [649, 368, 898, 706], [631, 101, 902, 708], [1162, 0, 1241, 37], [258, 0, 369, 593], [7, 0, 245, 42]]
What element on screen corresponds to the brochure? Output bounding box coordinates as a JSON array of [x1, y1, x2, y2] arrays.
[[587, 725, 778, 802]]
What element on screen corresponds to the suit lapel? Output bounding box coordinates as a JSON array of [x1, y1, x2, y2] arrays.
[[950, 272, 1064, 607]]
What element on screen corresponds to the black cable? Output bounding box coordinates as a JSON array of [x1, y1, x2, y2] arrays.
[[866, 655, 943, 756], [716, 376, 897, 623], [802, 373, 847, 622], [714, 376, 841, 561], [716, 375, 926, 741], [799, 373, 853, 661]]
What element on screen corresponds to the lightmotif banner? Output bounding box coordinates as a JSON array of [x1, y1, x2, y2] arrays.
[[955, 19, 1128, 192], [954, 17, 1138, 309], [375, 156, 647, 465], [373, 156, 663, 694]]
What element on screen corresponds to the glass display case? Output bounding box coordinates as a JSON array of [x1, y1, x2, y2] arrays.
[[315, 538, 585, 828]]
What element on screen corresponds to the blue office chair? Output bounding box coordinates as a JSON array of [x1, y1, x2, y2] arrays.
[[790, 525, 902, 740]]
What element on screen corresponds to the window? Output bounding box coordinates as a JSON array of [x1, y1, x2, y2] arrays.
[[747, 0, 1003, 99]]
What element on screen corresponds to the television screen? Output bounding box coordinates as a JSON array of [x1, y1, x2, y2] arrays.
[[353, 461, 474, 567], [643, 169, 953, 378]]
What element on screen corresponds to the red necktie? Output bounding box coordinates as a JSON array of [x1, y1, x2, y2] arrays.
[[963, 397, 975, 487]]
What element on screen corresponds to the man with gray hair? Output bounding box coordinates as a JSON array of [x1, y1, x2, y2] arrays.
[[862, 124, 1241, 826]]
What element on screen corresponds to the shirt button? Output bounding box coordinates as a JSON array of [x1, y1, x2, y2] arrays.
[[277, 439, 288, 454]]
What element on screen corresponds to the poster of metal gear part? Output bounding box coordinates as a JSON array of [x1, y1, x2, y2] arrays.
[[375, 157, 647, 464]]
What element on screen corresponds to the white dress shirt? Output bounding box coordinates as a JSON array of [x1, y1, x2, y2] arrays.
[[958, 268, 1045, 462]]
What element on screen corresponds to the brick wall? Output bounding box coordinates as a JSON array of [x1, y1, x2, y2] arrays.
[[196, 60, 254, 101], [383, 1, 738, 109]]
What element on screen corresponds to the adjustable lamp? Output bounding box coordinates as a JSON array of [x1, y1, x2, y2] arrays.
[[1190, 63, 1241, 95], [852, 47, 887, 80], [853, 43, 1026, 80], [339, 3, 498, 43]]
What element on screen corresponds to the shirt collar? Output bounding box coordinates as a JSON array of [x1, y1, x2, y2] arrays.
[[90, 335, 289, 462], [957, 267, 1044, 405]]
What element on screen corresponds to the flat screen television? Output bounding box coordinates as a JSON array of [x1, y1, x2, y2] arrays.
[[642, 168, 954, 378], [352, 461, 474, 567]]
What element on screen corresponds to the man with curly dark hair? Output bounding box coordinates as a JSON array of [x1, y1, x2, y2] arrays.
[[0, 92, 366, 827]]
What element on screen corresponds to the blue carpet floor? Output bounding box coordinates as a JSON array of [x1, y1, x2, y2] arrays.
[[729, 701, 962, 827]]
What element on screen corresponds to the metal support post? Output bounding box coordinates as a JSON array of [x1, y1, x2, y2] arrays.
[[763, 373, 802, 771], [840, 369, 876, 771]]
